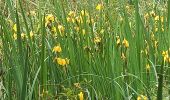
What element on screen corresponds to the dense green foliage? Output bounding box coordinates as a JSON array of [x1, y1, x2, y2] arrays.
[[0, 0, 170, 100]]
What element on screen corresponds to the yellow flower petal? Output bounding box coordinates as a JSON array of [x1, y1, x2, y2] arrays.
[[13, 24, 17, 32], [96, 4, 103, 11], [122, 38, 129, 48], [78, 92, 84, 100], [53, 45, 62, 53]]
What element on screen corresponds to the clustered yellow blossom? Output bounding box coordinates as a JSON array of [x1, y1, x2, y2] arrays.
[[29, 31, 34, 38], [150, 11, 156, 17], [66, 9, 93, 26], [75, 16, 83, 24], [13, 24, 17, 32], [116, 36, 129, 48], [45, 14, 55, 22], [144, 13, 149, 20], [154, 27, 158, 32], [154, 15, 165, 32], [51, 26, 57, 33], [54, 57, 69, 66], [70, 10, 93, 25], [82, 29, 86, 35], [122, 38, 129, 48], [150, 32, 155, 41], [21, 33, 26, 39], [146, 64, 150, 72], [67, 11, 76, 23], [154, 40, 158, 49], [154, 16, 164, 22], [13, 31, 34, 40], [12, 24, 17, 40], [150, 32, 159, 49], [116, 36, 121, 46], [154, 27, 164, 32], [94, 36, 101, 43], [144, 40, 149, 56], [137, 95, 148, 100], [45, 14, 55, 27], [81, 10, 89, 16], [68, 11, 76, 17], [53, 45, 62, 53], [78, 92, 84, 100], [162, 50, 169, 63], [144, 11, 165, 33], [58, 24, 65, 33], [13, 33, 17, 40], [96, 3, 103, 11], [154, 15, 159, 21]]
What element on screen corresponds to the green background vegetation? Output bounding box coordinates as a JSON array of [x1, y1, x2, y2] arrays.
[[0, 0, 170, 99]]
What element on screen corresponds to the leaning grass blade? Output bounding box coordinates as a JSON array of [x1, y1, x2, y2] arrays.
[[157, 60, 164, 100], [20, 45, 29, 100], [29, 66, 41, 100], [40, 14, 47, 93]]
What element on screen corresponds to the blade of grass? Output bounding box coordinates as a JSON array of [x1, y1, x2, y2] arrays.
[[157, 60, 164, 100], [20, 45, 29, 100], [40, 14, 47, 94]]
